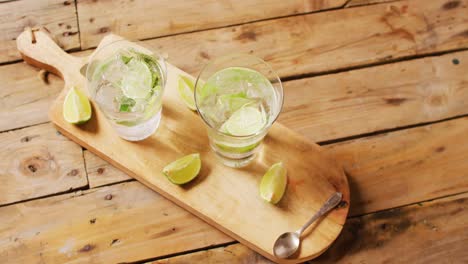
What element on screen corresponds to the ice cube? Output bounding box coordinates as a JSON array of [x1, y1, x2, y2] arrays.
[[95, 82, 123, 113], [102, 58, 126, 85], [132, 98, 147, 113]]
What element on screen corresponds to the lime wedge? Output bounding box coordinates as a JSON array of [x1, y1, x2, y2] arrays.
[[259, 162, 287, 204], [177, 75, 196, 110], [63, 87, 92, 124], [163, 153, 201, 185], [121, 58, 152, 99], [222, 106, 266, 136]]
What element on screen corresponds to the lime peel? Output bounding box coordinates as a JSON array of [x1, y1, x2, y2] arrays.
[[163, 153, 201, 185], [215, 141, 260, 154], [63, 87, 92, 124], [259, 162, 287, 204], [177, 75, 197, 110]]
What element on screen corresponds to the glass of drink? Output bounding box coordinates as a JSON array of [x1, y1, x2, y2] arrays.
[[194, 54, 283, 167], [86, 40, 166, 141]]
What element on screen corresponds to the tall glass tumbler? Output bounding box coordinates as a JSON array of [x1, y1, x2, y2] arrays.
[[86, 40, 166, 141], [194, 54, 283, 167]]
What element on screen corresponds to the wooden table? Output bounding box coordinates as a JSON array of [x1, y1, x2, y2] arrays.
[[1, 0, 467, 263]]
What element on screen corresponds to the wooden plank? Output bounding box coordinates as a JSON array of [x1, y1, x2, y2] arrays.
[[139, 0, 468, 77], [325, 116, 468, 216], [0, 123, 87, 205], [152, 192, 468, 264], [0, 0, 79, 63], [77, 0, 347, 49], [314, 193, 468, 263], [0, 181, 232, 263], [280, 50, 468, 142], [0, 62, 63, 132], [83, 150, 131, 188]]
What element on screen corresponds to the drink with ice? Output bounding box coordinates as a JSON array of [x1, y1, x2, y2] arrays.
[[195, 55, 283, 167], [86, 40, 166, 141]]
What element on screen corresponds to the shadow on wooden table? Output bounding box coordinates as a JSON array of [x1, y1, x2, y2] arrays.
[[310, 176, 416, 263], [308, 170, 363, 262]]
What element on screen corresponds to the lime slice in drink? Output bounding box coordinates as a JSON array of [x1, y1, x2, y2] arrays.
[[215, 141, 260, 154], [63, 87, 92, 124], [222, 106, 266, 136], [121, 58, 153, 99], [177, 75, 197, 110], [142, 89, 162, 119], [163, 153, 201, 185], [259, 162, 287, 204], [197, 80, 217, 102], [218, 92, 255, 113], [215, 67, 267, 84]]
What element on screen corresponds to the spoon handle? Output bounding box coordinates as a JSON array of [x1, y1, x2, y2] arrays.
[[297, 192, 343, 236]]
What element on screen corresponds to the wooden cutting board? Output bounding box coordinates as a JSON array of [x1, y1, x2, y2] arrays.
[[17, 29, 350, 263]]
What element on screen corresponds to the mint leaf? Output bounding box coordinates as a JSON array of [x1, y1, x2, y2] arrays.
[[119, 97, 136, 112], [121, 55, 132, 64], [151, 71, 159, 88], [119, 104, 130, 112]]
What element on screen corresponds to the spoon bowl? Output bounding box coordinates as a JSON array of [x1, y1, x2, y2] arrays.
[[273, 231, 300, 258], [273, 192, 342, 259]]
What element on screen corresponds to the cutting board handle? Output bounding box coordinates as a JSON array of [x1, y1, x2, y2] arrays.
[[16, 28, 85, 85]]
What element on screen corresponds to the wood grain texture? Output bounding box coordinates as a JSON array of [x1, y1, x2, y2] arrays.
[[0, 181, 232, 263], [0, 123, 87, 205], [152, 192, 468, 264], [327, 116, 468, 216], [77, 0, 347, 49], [83, 150, 131, 188], [2, 1, 467, 263], [0, 62, 63, 132], [153, 243, 275, 264], [139, 0, 468, 77], [18, 32, 349, 263], [1, 116, 466, 263], [0, 0, 79, 63], [313, 192, 468, 263], [280, 50, 468, 142], [346, 0, 399, 7]]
